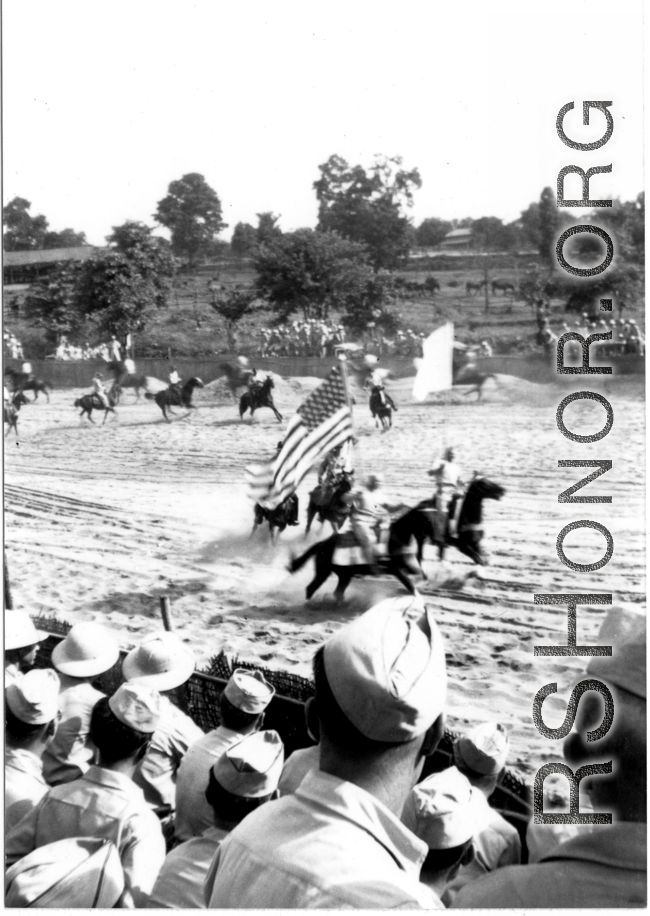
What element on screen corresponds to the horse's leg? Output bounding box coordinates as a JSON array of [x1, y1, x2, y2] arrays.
[[387, 562, 416, 595], [455, 536, 485, 565], [306, 502, 315, 534], [305, 559, 331, 600], [333, 569, 353, 603]]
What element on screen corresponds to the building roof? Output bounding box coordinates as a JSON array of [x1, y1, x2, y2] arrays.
[[443, 229, 473, 239], [3, 246, 98, 267]]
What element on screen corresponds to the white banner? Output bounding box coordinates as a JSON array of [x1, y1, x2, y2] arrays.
[[412, 322, 454, 401]]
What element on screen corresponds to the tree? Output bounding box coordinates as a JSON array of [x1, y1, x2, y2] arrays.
[[314, 154, 422, 270], [254, 229, 382, 322], [415, 217, 452, 249], [256, 212, 282, 246], [3, 197, 49, 251], [78, 222, 175, 336], [23, 261, 88, 346], [43, 228, 87, 249], [209, 284, 258, 351], [231, 222, 258, 258], [154, 173, 227, 265]]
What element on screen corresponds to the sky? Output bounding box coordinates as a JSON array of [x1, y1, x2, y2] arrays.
[[3, 0, 644, 245]]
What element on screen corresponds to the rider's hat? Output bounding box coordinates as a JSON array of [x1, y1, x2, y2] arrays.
[[323, 595, 447, 742], [52, 622, 120, 678]]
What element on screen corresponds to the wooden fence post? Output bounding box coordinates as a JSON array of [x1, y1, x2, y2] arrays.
[[160, 596, 174, 632]]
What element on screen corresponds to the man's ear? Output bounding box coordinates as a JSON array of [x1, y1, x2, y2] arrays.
[[421, 713, 445, 758], [305, 697, 320, 744], [255, 712, 265, 732], [45, 719, 57, 739]]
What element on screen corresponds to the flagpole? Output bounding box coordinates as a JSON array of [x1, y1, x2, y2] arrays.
[[336, 351, 356, 468]]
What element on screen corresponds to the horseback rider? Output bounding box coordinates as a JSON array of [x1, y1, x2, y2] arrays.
[[346, 473, 391, 574], [92, 372, 111, 410], [21, 361, 33, 381], [110, 335, 122, 362], [168, 366, 182, 395], [428, 447, 465, 538], [247, 368, 264, 393]]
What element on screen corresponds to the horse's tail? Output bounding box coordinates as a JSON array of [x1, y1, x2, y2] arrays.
[[144, 392, 155, 400], [289, 542, 320, 573]]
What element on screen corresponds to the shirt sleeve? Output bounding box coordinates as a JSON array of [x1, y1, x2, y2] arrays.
[[121, 811, 166, 907], [4, 797, 42, 865]]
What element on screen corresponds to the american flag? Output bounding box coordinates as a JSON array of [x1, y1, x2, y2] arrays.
[[246, 367, 353, 509]]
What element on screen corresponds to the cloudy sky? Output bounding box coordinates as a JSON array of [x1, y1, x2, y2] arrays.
[[3, 0, 644, 245]]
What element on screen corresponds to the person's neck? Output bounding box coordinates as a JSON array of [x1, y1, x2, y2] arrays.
[[319, 746, 418, 818], [589, 782, 647, 824], [58, 672, 94, 690], [7, 736, 46, 757], [98, 757, 138, 780]]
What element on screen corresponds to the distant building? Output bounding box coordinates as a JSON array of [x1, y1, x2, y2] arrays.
[[3, 246, 98, 284], [439, 228, 473, 251]]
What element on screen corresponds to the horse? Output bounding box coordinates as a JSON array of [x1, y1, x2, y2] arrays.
[[289, 505, 437, 602], [252, 494, 299, 541], [145, 377, 204, 421], [239, 376, 283, 422], [74, 386, 120, 425], [491, 279, 515, 296], [433, 477, 505, 564], [219, 362, 253, 401], [369, 386, 397, 431], [465, 280, 486, 296], [4, 392, 29, 437], [453, 366, 497, 401], [106, 360, 148, 401], [4, 369, 52, 403], [306, 475, 354, 533]]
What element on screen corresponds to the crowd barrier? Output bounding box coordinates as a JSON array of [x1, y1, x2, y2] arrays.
[[30, 613, 533, 849]]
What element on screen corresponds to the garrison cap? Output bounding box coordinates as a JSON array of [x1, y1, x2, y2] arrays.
[[6, 669, 60, 725], [587, 605, 646, 700], [214, 729, 284, 797], [405, 767, 482, 850], [108, 683, 161, 733], [454, 722, 510, 776], [223, 668, 275, 714], [323, 595, 447, 742]]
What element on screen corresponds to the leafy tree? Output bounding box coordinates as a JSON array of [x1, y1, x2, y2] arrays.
[[79, 222, 175, 336], [23, 261, 88, 346], [154, 173, 227, 265], [3, 197, 49, 250], [231, 222, 258, 258], [43, 228, 87, 249], [254, 229, 381, 322], [415, 217, 452, 248], [256, 212, 282, 246], [209, 284, 258, 351], [314, 154, 421, 270]]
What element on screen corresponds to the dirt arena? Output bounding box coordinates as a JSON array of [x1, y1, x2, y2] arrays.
[[4, 370, 645, 782]]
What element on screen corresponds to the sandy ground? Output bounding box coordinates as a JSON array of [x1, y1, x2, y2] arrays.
[[4, 370, 645, 782]]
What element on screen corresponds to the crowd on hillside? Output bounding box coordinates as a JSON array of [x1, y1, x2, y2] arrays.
[[535, 311, 646, 357], [5, 597, 644, 908], [258, 320, 436, 358], [48, 336, 124, 362]]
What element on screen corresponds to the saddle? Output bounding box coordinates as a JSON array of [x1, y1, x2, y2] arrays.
[[332, 522, 389, 566]]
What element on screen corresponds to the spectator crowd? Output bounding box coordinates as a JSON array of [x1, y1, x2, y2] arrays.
[[4, 596, 645, 908]]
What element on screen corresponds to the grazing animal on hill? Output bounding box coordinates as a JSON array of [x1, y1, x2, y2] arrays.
[[239, 376, 283, 422], [4, 369, 52, 403], [491, 279, 516, 296], [252, 495, 299, 541], [145, 377, 204, 421], [74, 387, 119, 424], [4, 392, 29, 436], [465, 280, 487, 296], [433, 476, 505, 564], [369, 386, 397, 430], [289, 504, 437, 602]]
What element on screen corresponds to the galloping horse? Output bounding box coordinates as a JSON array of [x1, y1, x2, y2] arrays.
[[465, 280, 487, 296], [252, 495, 300, 541], [369, 386, 397, 431], [4, 392, 29, 436], [239, 377, 283, 422], [146, 377, 204, 421], [433, 476, 505, 564], [4, 369, 52, 403], [219, 362, 253, 401], [107, 360, 148, 401], [289, 505, 437, 602], [74, 386, 120, 425], [306, 475, 354, 533], [453, 365, 497, 401]]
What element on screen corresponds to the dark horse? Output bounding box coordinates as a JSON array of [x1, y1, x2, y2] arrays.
[[466, 280, 487, 296], [252, 495, 300, 540], [4, 392, 29, 436], [453, 365, 497, 401], [369, 386, 397, 431], [306, 474, 354, 533], [219, 362, 253, 401], [4, 369, 52, 403], [434, 476, 505, 564], [146, 377, 204, 421], [239, 377, 283, 422], [491, 279, 515, 296], [74, 386, 120, 425], [107, 360, 148, 401], [289, 505, 437, 602]]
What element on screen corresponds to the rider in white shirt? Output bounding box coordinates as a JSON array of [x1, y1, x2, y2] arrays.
[[428, 448, 465, 537]]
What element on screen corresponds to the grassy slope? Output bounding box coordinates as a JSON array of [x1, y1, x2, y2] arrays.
[[4, 256, 645, 359]]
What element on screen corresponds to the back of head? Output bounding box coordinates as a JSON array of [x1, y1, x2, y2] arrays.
[[220, 668, 275, 733], [206, 729, 284, 825], [316, 595, 447, 762], [453, 722, 509, 794], [92, 684, 161, 765], [6, 669, 60, 744]]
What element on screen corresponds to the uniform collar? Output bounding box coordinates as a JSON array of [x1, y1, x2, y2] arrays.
[[83, 764, 147, 799], [5, 746, 46, 776], [541, 821, 647, 871], [295, 769, 428, 878]]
